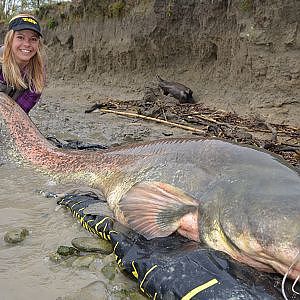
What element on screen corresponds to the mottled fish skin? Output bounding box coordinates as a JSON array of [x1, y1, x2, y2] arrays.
[[0, 92, 299, 280]]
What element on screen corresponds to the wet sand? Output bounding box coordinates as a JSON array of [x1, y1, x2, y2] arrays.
[[34, 78, 197, 145]]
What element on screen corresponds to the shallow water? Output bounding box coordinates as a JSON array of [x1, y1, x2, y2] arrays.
[[0, 90, 151, 300], [0, 162, 108, 300]]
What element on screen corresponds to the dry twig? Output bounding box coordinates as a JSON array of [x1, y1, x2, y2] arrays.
[[97, 108, 206, 134]]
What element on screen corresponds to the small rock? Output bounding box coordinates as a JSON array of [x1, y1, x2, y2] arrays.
[[88, 256, 106, 272], [101, 261, 118, 281], [4, 227, 29, 244], [109, 283, 146, 300], [162, 131, 173, 136], [60, 256, 78, 267], [58, 280, 108, 300], [48, 251, 63, 263], [71, 237, 113, 254], [71, 254, 96, 268], [57, 245, 79, 256]]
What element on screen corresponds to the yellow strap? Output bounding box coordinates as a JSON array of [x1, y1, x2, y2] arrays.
[[95, 216, 111, 232], [131, 261, 138, 279], [140, 265, 157, 293], [113, 241, 119, 253], [181, 278, 219, 300], [70, 201, 81, 209], [103, 223, 108, 240]]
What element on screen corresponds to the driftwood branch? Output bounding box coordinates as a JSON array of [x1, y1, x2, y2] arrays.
[[85, 100, 299, 166], [191, 113, 295, 135], [264, 122, 278, 142], [97, 108, 206, 134]]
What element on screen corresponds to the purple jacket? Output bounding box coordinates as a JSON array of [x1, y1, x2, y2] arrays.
[[0, 70, 41, 114]]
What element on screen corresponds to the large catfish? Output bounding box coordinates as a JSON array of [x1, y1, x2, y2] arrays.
[[0, 92, 299, 288]]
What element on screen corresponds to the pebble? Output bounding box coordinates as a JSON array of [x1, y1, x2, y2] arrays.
[[48, 252, 63, 263], [57, 245, 79, 256], [4, 227, 29, 244], [110, 283, 147, 299], [71, 254, 96, 268], [57, 280, 108, 300], [71, 237, 113, 254], [101, 261, 117, 281]]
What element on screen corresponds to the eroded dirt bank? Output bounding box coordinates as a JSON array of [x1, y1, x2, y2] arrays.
[[35, 0, 300, 126]]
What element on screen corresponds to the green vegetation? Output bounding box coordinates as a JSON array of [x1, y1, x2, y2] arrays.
[[46, 17, 58, 29], [108, 1, 126, 18], [167, 0, 175, 17], [36, 1, 70, 20], [0, 0, 69, 20], [240, 0, 253, 12]]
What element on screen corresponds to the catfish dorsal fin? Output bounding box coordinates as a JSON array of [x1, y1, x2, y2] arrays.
[[119, 181, 199, 240]]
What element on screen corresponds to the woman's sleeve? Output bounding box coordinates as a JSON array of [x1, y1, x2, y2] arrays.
[[15, 89, 41, 114]]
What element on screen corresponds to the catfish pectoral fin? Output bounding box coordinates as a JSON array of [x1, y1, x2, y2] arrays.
[[119, 181, 199, 240]]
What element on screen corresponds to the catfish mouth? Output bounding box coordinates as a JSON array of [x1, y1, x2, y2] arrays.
[[244, 251, 300, 280], [272, 249, 300, 281], [215, 226, 300, 280], [228, 239, 300, 280]]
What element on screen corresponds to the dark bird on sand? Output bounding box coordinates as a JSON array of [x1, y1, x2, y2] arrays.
[[156, 75, 194, 104]]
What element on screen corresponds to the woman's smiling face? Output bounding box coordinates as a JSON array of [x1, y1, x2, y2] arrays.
[[12, 30, 39, 68]]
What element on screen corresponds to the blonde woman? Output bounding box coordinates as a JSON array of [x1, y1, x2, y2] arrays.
[[0, 14, 46, 113]]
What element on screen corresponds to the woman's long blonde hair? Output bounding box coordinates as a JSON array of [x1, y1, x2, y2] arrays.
[[0, 14, 46, 93]]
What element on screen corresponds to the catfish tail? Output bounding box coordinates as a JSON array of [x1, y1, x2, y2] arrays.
[[0, 92, 58, 167], [0, 93, 115, 188]]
